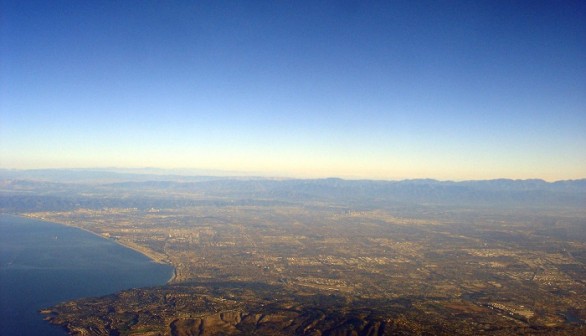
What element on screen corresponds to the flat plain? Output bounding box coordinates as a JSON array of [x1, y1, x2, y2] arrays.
[[1, 173, 585, 335]]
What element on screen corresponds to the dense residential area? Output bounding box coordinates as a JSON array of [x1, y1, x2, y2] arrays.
[[2, 170, 585, 335]]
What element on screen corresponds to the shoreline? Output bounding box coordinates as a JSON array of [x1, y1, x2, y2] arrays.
[[4, 213, 177, 284]]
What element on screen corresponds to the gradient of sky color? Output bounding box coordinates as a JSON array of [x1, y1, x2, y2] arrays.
[[1, 1, 585, 180]]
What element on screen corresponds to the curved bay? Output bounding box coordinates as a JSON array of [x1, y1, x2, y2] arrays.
[[0, 214, 172, 336]]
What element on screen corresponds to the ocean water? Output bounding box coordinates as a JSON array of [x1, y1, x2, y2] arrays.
[[0, 214, 173, 336]]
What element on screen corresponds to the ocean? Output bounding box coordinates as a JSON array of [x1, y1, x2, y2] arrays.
[[0, 214, 173, 336]]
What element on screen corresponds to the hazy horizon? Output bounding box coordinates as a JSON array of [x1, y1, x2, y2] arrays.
[[2, 1, 585, 181], [1, 166, 585, 183]]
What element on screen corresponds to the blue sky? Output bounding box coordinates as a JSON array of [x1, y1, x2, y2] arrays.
[[1, 1, 585, 180]]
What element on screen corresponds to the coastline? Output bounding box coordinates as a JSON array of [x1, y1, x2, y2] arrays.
[[4, 213, 177, 284], [110, 238, 177, 284]]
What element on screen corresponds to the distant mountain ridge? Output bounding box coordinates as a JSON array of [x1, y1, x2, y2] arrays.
[[1, 169, 584, 211], [0, 168, 583, 185]]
